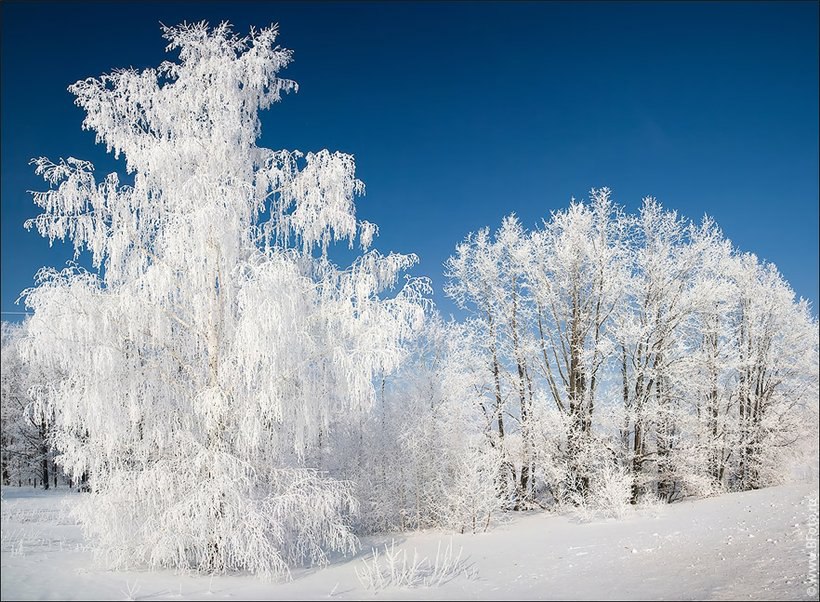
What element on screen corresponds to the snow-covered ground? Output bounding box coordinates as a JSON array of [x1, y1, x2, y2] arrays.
[[2, 484, 818, 601]]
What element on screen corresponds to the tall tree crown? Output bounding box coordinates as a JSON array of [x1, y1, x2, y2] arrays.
[[20, 22, 428, 577]]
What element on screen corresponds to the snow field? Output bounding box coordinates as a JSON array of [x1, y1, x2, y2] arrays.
[[2, 483, 817, 601]]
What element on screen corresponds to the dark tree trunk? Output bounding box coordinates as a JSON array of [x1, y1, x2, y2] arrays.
[[41, 448, 50, 491], [1, 453, 9, 486]]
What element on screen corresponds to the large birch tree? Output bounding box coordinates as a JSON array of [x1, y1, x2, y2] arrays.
[[20, 22, 426, 578]]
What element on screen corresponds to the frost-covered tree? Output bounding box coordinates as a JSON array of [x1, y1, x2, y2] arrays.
[[349, 316, 506, 533], [726, 254, 818, 490], [524, 188, 629, 500], [1, 321, 28, 487], [0, 320, 62, 489], [677, 237, 739, 497], [444, 220, 523, 506], [613, 199, 730, 501], [20, 22, 426, 578]]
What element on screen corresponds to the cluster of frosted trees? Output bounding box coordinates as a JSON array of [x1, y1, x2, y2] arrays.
[[441, 191, 818, 512], [2, 22, 817, 579]]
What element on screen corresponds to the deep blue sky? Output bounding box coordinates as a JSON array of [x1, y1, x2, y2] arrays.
[[2, 1, 818, 320]]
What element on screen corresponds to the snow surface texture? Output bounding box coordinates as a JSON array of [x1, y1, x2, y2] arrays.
[[2, 483, 818, 601]]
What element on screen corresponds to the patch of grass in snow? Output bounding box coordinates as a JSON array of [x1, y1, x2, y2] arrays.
[[354, 538, 475, 591]]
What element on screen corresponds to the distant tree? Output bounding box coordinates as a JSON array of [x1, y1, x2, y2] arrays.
[[1, 320, 58, 489], [338, 315, 506, 534], [20, 22, 426, 577]]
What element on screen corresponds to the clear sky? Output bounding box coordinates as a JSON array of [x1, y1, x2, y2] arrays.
[[2, 1, 818, 321]]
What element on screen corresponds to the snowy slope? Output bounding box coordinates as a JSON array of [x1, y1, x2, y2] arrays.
[[2, 483, 818, 601]]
